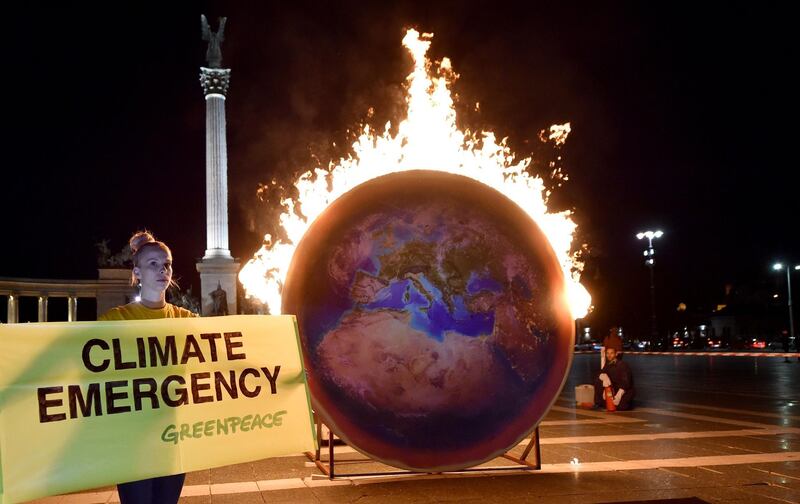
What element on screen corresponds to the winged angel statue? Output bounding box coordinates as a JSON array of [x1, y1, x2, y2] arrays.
[[201, 14, 227, 68]]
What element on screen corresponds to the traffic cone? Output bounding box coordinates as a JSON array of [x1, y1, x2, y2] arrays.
[[604, 387, 616, 412]]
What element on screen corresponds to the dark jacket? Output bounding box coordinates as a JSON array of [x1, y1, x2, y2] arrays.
[[601, 358, 634, 392]]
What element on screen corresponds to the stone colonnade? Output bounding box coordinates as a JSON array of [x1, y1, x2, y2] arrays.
[[1, 269, 135, 323], [5, 294, 78, 323]]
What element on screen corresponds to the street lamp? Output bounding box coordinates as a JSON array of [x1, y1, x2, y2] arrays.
[[637, 230, 664, 346], [773, 262, 798, 346]]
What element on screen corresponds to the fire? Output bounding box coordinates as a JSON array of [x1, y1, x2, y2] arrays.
[[239, 29, 591, 319]]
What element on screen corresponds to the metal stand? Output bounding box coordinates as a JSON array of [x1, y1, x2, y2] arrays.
[[305, 415, 541, 480]]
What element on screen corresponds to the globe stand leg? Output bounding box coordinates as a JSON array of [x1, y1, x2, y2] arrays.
[[305, 415, 542, 479], [309, 413, 339, 478], [502, 429, 541, 470]]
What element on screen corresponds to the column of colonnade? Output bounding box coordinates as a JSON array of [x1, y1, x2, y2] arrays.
[[6, 294, 18, 323], [67, 295, 78, 321], [37, 296, 48, 322]]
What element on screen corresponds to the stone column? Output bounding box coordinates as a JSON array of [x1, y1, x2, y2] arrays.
[[200, 67, 233, 260], [68, 296, 78, 322], [6, 294, 18, 323], [197, 67, 239, 316], [38, 295, 48, 322]]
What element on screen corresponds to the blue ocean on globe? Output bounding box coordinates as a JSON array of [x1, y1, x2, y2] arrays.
[[361, 271, 503, 340]]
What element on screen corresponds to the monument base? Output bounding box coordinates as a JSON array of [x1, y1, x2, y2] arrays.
[[196, 257, 240, 316], [97, 268, 138, 318]]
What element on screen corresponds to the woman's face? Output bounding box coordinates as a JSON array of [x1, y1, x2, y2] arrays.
[[134, 247, 173, 296]]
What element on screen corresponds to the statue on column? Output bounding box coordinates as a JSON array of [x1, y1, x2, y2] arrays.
[[201, 15, 227, 68], [210, 282, 229, 316]]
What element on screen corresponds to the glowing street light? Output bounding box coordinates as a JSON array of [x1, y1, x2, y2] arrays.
[[773, 262, 798, 346], [637, 230, 664, 345], [636, 230, 664, 257]]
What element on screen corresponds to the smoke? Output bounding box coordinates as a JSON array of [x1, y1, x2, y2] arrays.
[[214, 3, 584, 263], [218, 5, 413, 254]]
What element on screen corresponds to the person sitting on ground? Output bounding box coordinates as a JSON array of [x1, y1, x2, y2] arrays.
[[594, 347, 635, 411]]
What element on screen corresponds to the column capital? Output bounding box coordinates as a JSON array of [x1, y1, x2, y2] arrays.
[[200, 67, 231, 97]]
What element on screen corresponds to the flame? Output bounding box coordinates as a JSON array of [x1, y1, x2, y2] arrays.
[[240, 29, 591, 319], [543, 123, 571, 146]]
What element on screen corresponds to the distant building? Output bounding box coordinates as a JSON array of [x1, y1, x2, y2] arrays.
[[667, 281, 785, 349]]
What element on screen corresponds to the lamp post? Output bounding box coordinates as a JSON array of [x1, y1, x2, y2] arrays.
[[637, 230, 664, 346], [773, 262, 799, 347]]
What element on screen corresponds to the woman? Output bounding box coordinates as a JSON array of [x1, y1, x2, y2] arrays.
[[98, 230, 196, 504]]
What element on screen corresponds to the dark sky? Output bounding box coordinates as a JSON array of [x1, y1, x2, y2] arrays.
[[3, 3, 797, 333]]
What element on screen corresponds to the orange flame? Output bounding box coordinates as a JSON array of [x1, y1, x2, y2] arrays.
[[240, 29, 591, 319]]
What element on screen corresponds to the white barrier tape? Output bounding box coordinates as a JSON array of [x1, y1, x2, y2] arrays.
[[574, 350, 798, 358]]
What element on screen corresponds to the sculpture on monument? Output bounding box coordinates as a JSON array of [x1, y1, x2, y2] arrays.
[[95, 239, 132, 268], [168, 286, 202, 315], [201, 15, 227, 68], [210, 282, 229, 316]]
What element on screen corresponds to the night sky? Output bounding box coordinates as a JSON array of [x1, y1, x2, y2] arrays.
[[3, 3, 797, 334]]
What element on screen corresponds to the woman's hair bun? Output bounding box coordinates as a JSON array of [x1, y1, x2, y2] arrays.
[[129, 230, 156, 255]]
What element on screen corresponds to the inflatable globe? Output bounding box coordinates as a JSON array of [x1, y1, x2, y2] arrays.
[[282, 170, 573, 471]]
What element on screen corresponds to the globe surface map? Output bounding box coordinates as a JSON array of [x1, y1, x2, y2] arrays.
[[282, 170, 573, 471]]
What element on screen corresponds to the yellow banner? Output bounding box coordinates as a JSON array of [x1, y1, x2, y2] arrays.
[[0, 315, 315, 504]]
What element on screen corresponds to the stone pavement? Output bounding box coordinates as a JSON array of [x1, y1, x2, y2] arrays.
[[29, 354, 800, 503]]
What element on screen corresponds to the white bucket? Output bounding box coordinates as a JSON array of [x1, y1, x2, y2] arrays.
[[575, 384, 594, 409]]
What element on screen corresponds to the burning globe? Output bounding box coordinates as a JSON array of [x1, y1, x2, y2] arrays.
[[282, 170, 573, 471], [240, 29, 591, 471]]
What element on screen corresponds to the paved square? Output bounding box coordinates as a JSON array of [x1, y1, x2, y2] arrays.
[[29, 354, 800, 503]]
